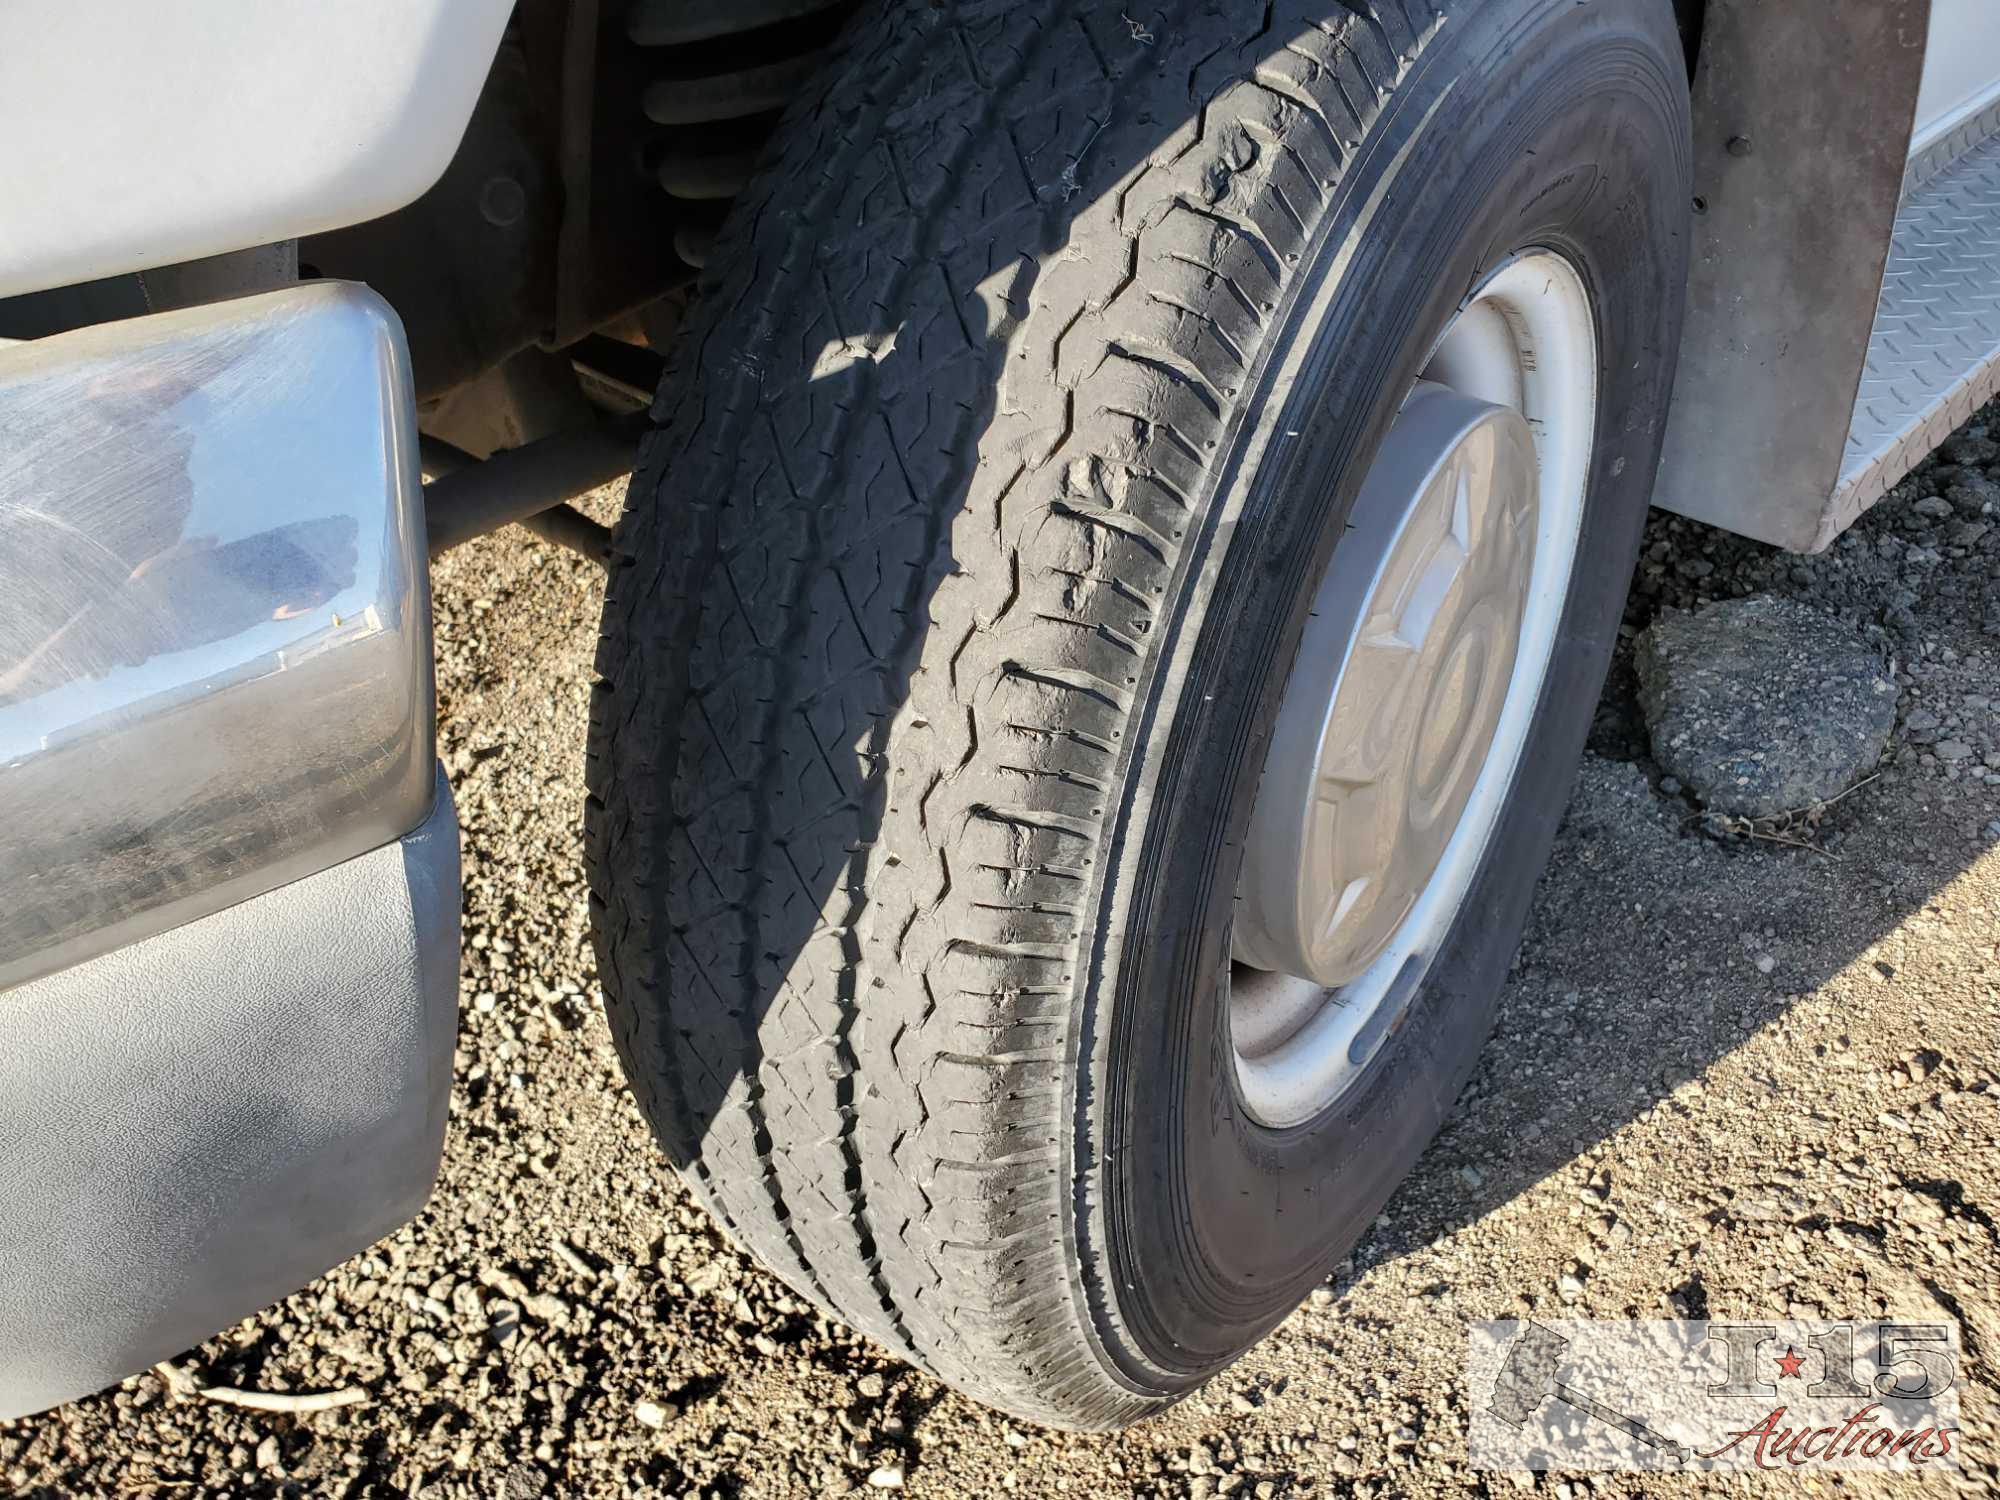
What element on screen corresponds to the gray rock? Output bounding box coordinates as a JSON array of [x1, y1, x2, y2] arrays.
[[1941, 429, 1998, 466], [1636, 595, 1895, 817]]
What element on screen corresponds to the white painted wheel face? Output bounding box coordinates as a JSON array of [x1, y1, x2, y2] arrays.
[[1231, 251, 1598, 1128]]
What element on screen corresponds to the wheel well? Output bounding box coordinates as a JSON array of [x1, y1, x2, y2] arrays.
[[1673, 0, 1706, 76]]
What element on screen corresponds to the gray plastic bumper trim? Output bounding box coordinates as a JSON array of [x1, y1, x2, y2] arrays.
[[0, 768, 460, 1421]]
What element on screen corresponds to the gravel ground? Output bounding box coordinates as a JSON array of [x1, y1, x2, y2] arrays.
[[6, 405, 2000, 1498]]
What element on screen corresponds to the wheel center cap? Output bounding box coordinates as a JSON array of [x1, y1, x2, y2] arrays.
[[1235, 385, 1540, 990]]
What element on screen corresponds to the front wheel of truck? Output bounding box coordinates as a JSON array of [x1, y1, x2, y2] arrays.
[[587, 0, 1691, 1429]]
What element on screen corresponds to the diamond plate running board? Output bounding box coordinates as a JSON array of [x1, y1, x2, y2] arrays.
[[1826, 98, 2000, 547]]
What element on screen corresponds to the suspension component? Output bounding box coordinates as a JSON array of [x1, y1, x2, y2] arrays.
[[627, 0, 848, 46], [628, 0, 854, 267], [421, 416, 641, 561]]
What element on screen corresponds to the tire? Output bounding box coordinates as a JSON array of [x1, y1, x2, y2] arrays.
[[588, 0, 1690, 1429]]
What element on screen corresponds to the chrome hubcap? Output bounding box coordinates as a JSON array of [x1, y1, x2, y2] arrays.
[[1231, 252, 1598, 1127]]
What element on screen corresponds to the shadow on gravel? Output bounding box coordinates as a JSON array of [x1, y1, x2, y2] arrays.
[[1356, 434, 2000, 1320]]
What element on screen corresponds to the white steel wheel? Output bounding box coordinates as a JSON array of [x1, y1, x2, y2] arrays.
[[1231, 252, 1599, 1128]]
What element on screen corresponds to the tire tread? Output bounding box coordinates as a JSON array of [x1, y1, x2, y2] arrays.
[[588, 0, 1436, 1427]]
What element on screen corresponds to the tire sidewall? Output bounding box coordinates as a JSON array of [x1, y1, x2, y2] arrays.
[[1073, 0, 1692, 1389]]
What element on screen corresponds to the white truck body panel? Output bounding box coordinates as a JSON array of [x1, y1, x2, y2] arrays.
[[0, 0, 513, 299], [1913, 0, 2000, 155]]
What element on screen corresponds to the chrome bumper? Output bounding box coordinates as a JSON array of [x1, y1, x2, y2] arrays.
[[0, 282, 436, 990], [0, 284, 459, 1418]]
